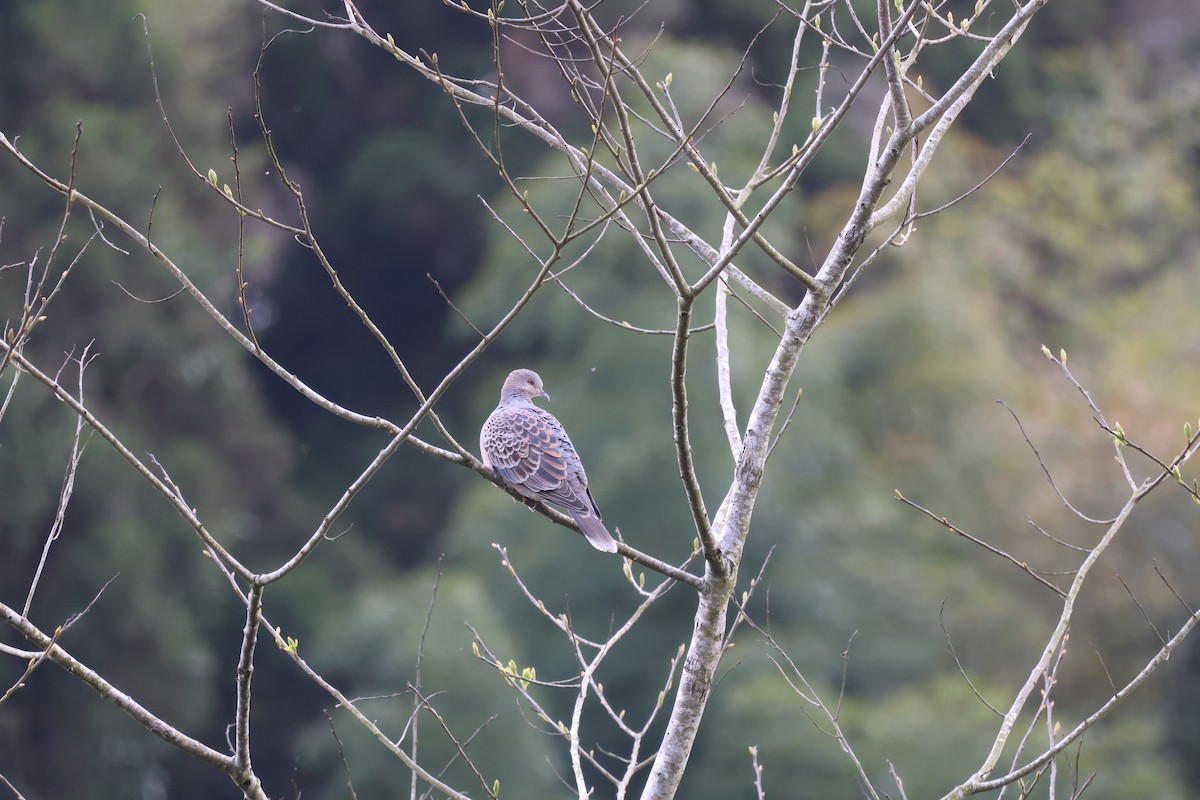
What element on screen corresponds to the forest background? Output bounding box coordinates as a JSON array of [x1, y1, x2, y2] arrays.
[[2, 0, 1200, 797]]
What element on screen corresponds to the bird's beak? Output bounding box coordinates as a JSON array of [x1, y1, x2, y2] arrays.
[[540, 389, 551, 402]]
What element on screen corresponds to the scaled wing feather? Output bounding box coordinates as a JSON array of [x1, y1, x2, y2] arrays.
[[486, 407, 594, 515]]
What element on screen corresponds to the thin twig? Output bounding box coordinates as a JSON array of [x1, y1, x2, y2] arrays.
[[268, 621, 473, 800], [889, 761, 909, 800], [427, 274, 483, 337], [325, 712, 361, 800], [1113, 570, 1167, 648], [749, 745, 767, 800], [1153, 561, 1195, 616], [0, 771, 28, 800], [227, 107, 261, 351], [23, 344, 93, 617], [939, 599, 1002, 715], [997, 400, 1116, 525], [411, 560, 445, 800], [410, 685, 497, 799], [895, 490, 1066, 598], [912, 134, 1032, 221]]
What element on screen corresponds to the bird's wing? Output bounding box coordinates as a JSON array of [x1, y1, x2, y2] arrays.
[[483, 406, 594, 516]]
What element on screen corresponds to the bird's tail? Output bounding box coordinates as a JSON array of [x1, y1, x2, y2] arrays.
[[572, 511, 619, 553]]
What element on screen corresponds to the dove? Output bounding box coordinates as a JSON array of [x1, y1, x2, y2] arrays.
[[480, 369, 619, 552]]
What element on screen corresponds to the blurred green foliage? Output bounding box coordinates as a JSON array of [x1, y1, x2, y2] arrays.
[[2, 0, 1200, 798]]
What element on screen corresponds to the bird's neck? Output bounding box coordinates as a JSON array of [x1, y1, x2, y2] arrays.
[[501, 393, 534, 407]]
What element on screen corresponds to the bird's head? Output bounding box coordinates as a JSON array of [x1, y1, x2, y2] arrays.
[[502, 368, 549, 403]]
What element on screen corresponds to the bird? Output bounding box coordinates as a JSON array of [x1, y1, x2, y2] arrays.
[[480, 368, 619, 553]]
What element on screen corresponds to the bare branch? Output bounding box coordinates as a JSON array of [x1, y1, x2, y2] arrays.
[[714, 277, 743, 458], [871, 0, 1050, 230], [957, 602, 1200, 798], [0, 600, 235, 775], [232, 585, 266, 796], [895, 489, 1067, 598], [940, 599, 1003, 716], [997, 399, 1117, 525], [0, 340, 256, 582], [411, 560, 445, 800], [268, 622, 475, 800], [948, 485, 1153, 796], [749, 745, 766, 800], [671, 298, 719, 567], [0, 771, 29, 800], [23, 344, 92, 617], [325, 713, 362, 800]]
